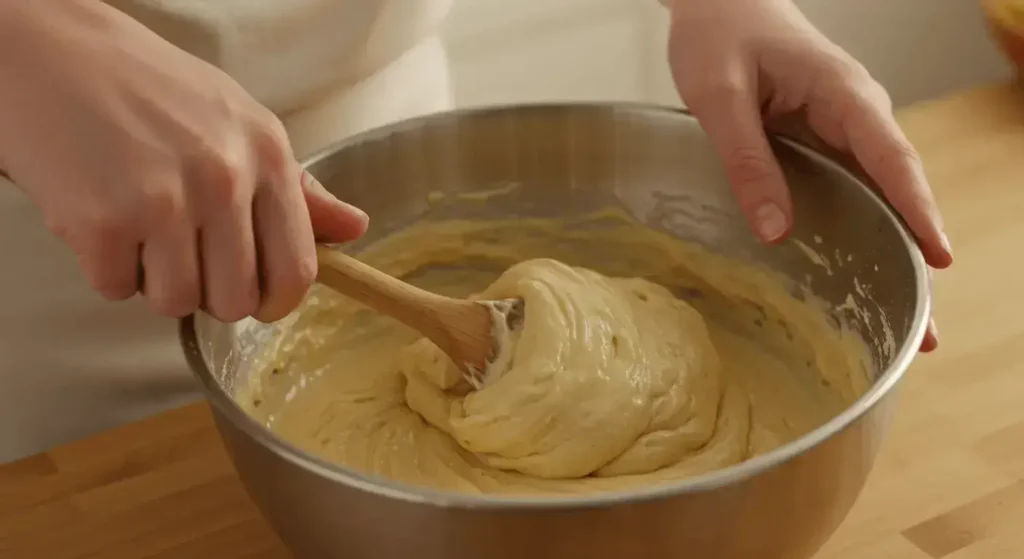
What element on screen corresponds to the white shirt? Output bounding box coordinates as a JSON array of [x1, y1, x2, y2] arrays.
[[106, 0, 455, 154]]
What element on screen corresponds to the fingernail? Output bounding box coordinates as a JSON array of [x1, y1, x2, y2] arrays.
[[301, 169, 336, 199], [342, 201, 369, 224], [928, 316, 939, 341], [299, 169, 368, 222], [300, 169, 318, 191], [940, 232, 953, 259], [755, 202, 788, 243]]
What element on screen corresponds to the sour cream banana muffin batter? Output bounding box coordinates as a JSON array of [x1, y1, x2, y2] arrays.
[[238, 212, 874, 495]]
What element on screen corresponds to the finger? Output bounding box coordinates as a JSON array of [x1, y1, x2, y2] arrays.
[[247, 117, 316, 322], [141, 223, 201, 317], [687, 69, 793, 244], [920, 267, 938, 352], [920, 316, 938, 353], [301, 169, 369, 242], [62, 215, 141, 301], [842, 86, 953, 269], [185, 134, 261, 322], [200, 199, 260, 322], [252, 170, 317, 323], [77, 241, 141, 301]]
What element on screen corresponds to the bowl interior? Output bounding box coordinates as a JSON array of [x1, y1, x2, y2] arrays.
[[184, 104, 929, 497]]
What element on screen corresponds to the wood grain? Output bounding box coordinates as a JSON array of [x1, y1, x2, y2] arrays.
[[0, 405, 288, 558], [2, 83, 1023, 559], [818, 83, 1024, 559], [316, 244, 498, 375]]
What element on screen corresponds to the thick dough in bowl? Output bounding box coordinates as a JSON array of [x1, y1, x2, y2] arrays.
[[239, 214, 874, 495], [402, 258, 726, 479]]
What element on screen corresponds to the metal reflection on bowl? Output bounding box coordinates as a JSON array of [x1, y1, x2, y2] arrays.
[[180, 104, 929, 559]]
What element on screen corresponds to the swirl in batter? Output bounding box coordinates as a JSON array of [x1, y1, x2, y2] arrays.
[[239, 214, 873, 495]]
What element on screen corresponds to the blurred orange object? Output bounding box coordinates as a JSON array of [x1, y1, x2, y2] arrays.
[[983, 0, 1024, 72]]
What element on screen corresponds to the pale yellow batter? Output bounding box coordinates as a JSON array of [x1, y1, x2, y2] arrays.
[[238, 212, 873, 495]]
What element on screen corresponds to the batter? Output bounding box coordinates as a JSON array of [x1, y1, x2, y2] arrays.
[[238, 212, 874, 495]]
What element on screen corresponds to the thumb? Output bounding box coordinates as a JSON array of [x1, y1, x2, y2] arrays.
[[687, 73, 792, 244], [300, 169, 370, 243]]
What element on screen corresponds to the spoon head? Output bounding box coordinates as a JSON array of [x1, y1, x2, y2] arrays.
[[463, 297, 524, 389], [493, 297, 525, 331]]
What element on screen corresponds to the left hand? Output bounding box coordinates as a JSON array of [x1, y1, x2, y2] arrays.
[[665, 0, 950, 352]]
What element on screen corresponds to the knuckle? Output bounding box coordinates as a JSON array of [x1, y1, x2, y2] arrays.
[[295, 251, 318, 289], [62, 210, 140, 300], [92, 275, 137, 301], [255, 302, 293, 324], [832, 55, 872, 85], [863, 79, 893, 111], [815, 47, 871, 86], [73, 209, 132, 250], [147, 284, 201, 318], [207, 289, 260, 323], [844, 82, 891, 119], [210, 160, 245, 206], [684, 76, 746, 113], [260, 113, 291, 151], [256, 258, 315, 323], [192, 153, 248, 209], [208, 304, 253, 324], [825, 56, 890, 114], [254, 114, 294, 179], [723, 145, 778, 189], [254, 296, 287, 323], [86, 267, 137, 301], [869, 140, 924, 191], [883, 139, 922, 167], [141, 185, 187, 226]]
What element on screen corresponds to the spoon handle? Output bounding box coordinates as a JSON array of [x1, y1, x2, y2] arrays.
[[315, 245, 501, 376], [315, 245, 450, 333]]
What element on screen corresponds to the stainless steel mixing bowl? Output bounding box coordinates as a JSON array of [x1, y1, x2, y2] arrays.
[[180, 104, 929, 559]]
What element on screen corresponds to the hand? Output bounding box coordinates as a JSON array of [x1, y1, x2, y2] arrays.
[[0, 1, 368, 323], [665, 0, 949, 351]]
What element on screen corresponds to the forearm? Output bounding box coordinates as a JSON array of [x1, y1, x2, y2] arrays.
[[0, 0, 111, 178], [0, 0, 42, 178], [0, 1, 20, 175]]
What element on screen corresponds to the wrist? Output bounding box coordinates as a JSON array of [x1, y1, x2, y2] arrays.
[[0, 1, 20, 174], [0, 0, 58, 174], [0, 1, 28, 174]]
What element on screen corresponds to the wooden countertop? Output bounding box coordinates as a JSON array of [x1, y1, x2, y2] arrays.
[[3, 84, 1024, 559]]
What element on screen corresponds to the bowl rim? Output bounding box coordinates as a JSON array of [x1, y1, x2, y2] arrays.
[[179, 102, 931, 510]]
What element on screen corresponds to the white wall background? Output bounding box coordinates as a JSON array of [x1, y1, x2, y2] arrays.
[[442, 0, 1011, 109]]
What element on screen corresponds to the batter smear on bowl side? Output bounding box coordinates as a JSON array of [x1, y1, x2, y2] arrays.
[[238, 212, 874, 495]]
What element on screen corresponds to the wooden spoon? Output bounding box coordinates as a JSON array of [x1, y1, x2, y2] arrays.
[[315, 245, 523, 387]]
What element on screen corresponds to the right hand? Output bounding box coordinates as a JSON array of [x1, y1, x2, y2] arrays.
[[665, 0, 949, 350], [0, 1, 368, 322]]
